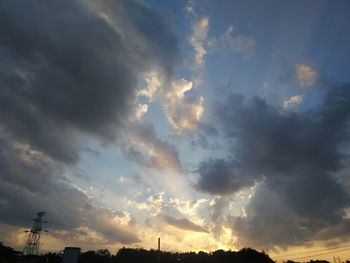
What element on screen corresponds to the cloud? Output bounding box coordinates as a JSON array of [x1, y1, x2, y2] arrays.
[[209, 196, 231, 240], [194, 84, 350, 248], [229, 184, 310, 249], [89, 0, 180, 77], [189, 122, 219, 150], [133, 4, 207, 131], [296, 64, 318, 87], [185, 0, 196, 16], [169, 198, 207, 216], [123, 122, 182, 172], [140, 71, 204, 131], [187, 10, 255, 66], [283, 95, 303, 109], [231, 179, 350, 250], [195, 159, 254, 195], [0, 0, 179, 163], [162, 214, 208, 233], [0, 138, 140, 246], [164, 79, 204, 130], [133, 104, 148, 120], [210, 26, 255, 57], [0, 0, 180, 249], [189, 17, 209, 66]]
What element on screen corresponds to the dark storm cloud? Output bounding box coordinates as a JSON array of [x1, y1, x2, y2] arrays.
[[195, 84, 350, 248], [195, 159, 254, 195], [162, 214, 208, 233], [0, 0, 179, 163]]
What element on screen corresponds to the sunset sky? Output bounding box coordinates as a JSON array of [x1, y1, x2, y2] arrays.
[[1, 0, 350, 262]]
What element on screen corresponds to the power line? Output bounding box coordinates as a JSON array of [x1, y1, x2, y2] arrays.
[[273, 243, 350, 259], [288, 247, 350, 261]]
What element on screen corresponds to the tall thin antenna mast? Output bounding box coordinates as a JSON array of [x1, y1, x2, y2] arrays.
[[23, 211, 47, 255]]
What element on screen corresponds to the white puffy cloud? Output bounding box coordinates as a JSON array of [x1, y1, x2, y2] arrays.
[[296, 64, 318, 87], [283, 95, 304, 109], [140, 71, 204, 131], [165, 79, 204, 130]]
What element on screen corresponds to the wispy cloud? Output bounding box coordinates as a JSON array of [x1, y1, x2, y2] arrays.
[[210, 26, 255, 58], [189, 17, 209, 66]]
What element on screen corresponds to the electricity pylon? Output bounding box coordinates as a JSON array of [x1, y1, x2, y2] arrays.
[[23, 211, 47, 255]]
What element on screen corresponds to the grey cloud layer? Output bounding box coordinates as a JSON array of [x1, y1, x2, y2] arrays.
[[195, 85, 350, 248]]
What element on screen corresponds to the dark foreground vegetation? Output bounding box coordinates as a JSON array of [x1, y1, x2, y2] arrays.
[[0, 242, 344, 263]]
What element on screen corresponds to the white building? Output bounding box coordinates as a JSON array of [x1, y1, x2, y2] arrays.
[[62, 247, 80, 263]]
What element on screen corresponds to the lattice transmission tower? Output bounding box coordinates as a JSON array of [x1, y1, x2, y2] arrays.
[[23, 211, 47, 255]]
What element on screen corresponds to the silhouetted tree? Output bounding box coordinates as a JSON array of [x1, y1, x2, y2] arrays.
[[97, 249, 111, 257], [0, 242, 344, 263], [0, 242, 17, 263], [80, 250, 113, 263], [39, 252, 62, 263]]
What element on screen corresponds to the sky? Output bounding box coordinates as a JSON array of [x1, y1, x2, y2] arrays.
[[1, 0, 350, 261]]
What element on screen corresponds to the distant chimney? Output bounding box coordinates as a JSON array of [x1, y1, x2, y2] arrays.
[[157, 238, 160, 263]]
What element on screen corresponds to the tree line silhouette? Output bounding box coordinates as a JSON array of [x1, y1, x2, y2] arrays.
[[1, 242, 345, 263]]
